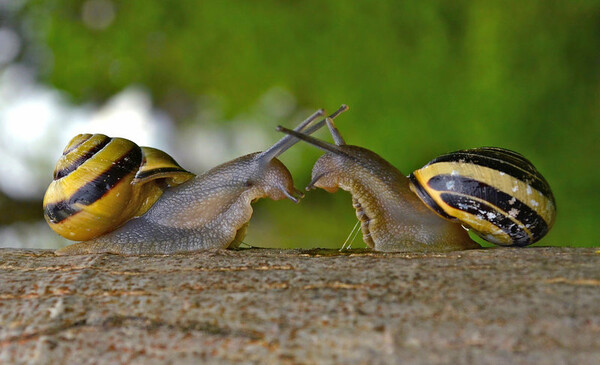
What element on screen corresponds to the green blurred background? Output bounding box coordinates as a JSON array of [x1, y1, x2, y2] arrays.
[[1, 0, 598, 249]]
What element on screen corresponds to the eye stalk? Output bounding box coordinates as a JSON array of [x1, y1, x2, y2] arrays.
[[276, 125, 353, 159], [258, 108, 325, 163], [259, 104, 349, 163]]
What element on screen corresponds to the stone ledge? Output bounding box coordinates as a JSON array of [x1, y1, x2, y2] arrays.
[[1, 247, 599, 364]]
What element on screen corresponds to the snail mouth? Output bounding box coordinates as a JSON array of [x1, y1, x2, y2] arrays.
[[306, 173, 340, 193], [353, 198, 374, 248]]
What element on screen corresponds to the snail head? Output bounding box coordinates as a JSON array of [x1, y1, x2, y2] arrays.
[[277, 111, 403, 193], [258, 105, 349, 201]]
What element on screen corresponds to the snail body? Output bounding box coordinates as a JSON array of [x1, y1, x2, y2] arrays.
[[47, 106, 349, 255], [56, 152, 296, 255], [278, 115, 556, 252]]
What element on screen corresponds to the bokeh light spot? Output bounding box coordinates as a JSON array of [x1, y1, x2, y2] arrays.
[[81, 0, 115, 30], [0, 28, 21, 65]]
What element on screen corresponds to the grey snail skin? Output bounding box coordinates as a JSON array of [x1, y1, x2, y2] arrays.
[[277, 114, 556, 252], [46, 105, 349, 255]]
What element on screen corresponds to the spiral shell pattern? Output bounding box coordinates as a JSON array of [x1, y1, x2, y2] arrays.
[[408, 147, 556, 246], [43, 134, 194, 241]]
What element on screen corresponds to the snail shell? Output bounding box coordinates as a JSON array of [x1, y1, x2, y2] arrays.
[[408, 147, 556, 246], [43, 134, 194, 241]]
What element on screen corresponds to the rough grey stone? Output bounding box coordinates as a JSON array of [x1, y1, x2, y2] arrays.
[[0, 247, 599, 364]]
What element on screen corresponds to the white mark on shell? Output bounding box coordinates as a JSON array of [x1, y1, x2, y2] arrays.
[[486, 212, 497, 220], [446, 180, 455, 190], [527, 185, 532, 195], [512, 186, 518, 192], [509, 208, 519, 217], [451, 170, 459, 176], [509, 197, 516, 205], [530, 199, 539, 207], [499, 171, 505, 176]]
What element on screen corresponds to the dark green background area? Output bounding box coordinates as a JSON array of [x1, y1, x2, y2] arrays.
[[18, 1, 600, 247]]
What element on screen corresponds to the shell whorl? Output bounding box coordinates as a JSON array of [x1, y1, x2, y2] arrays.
[[43, 134, 194, 241], [409, 147, 556, 246]]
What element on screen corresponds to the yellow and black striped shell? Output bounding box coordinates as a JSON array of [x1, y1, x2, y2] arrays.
[[408, 147, 556, 246], [43, 134, 195, 241]]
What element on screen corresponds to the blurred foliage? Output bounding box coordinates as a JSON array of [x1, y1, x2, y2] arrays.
[[12, 0, 600, 247]]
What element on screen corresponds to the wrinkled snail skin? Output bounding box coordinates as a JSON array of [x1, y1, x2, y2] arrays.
[[307, 147, 479, 252], [56, 153, 296, 255], [277, 114, 556, 252], [51, 106, 349, 255]]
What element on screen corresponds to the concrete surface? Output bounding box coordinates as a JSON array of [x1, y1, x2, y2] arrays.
[[0, 247, 599, 364]]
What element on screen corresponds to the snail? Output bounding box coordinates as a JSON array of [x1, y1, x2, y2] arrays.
[[45, 105, 349, 255], [277, 114, 556, 252]]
